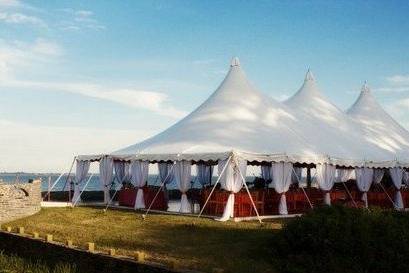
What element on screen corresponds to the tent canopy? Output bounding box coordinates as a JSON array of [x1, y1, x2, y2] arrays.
[[77, 58, 409, 168], [347, 83, 409, 163]]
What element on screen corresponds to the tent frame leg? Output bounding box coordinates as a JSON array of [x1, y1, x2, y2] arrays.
[[291, 167, 313, 209], [341, 181, 358, 208], [197, 155, 232, 219], [43, 172, 65, 201], [72, 173, 94, 207], [234, 157, 262, 224], [143, 163, 176, 218], [61, 157, 76, 202]]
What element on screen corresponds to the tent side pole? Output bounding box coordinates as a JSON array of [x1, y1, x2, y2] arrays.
[[234, 157, 262, 224], [197, 155, 232, 218], [62, 156, 76, 202], [341, 181, 358, 208], [73, 173, 94, 207], [43, 172, 65, 201], [143, 163, 175, 218], [291, 167, 313, 209]]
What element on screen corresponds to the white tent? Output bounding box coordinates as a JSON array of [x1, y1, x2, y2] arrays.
[[284, 71, 397, 168], [347, 83, 409, 164]]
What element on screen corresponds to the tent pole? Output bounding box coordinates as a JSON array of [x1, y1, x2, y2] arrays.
[[197, 155, 232, 218], [43, 172, 65, 201], [73, 173, 94, 207], [377, 182, 397, 209], [234, 157, 262, 224], [62, 157, 76, 202], [291, 167, 313, 209], [143, 162, 175, 218], [341, 181, 358, 208]]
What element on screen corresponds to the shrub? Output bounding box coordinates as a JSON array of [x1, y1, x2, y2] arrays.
[[271, 206, 409, 273]]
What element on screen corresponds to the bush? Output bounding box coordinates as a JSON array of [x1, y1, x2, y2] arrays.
[[271, 206, 409, 273]]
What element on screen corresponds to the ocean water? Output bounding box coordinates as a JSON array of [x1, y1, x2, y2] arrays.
[[0, 173, 228, 192]]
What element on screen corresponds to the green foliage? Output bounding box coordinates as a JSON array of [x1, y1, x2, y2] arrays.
[[271, 206, 409, 273], [0, 251, 76, 273]]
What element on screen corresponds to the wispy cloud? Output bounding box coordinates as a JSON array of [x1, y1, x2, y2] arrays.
[[0, 11, 46, 27], [387, 74, 409, 86], [58, 8, 105, 31], [0, 38, 185, 119]]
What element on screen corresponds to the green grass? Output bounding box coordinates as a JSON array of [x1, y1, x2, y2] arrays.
[[0, 251, 76, 273], [5, 207, 283, 273]]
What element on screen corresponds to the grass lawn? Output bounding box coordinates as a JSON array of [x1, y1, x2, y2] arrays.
[[4, 207, 284, 273]]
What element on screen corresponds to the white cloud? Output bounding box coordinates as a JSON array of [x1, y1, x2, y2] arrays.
[[58, 8, 105, 31], [0, 11, 46, 27], [0, 119, 155, 172], [387, 74, 409, 86], [0, 0, 21, 8]]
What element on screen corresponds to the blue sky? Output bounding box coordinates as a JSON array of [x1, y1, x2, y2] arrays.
[[0, 0, 408, 172]]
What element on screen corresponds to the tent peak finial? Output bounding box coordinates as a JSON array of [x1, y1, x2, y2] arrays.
[[361, 81, 370, 93], [305, 69, 315, 82], [230, 57, 240, 67]]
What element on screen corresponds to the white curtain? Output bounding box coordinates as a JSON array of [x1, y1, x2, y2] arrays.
[[337, 169, 354, 182], [355, 167, 374, 207], [316, 164, 336, 205], [292, 167, 302, 184], [158, 162, 174, 184], [390, 167, 404, 209], [261, 165, 272, 183], [373, 169, 384, 184], [174, 161, 192, 213], [197, 164, 213, 187], [130, 161, 149, 209], [114, 161, 130, 184], [99, 157, 114, 204], [73, 160, 90, 203], [218, 158, 247, 221], [403, 171, 409, 186], [271, 162, 293, 215]]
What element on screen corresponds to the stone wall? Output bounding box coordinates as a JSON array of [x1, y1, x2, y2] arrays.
[[0, 180, 42, 223]]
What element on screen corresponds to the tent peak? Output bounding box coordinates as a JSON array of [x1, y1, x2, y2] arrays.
[[230, 57, 240, 67], [305, 69, 315, 82], [361, 81, 370, 93]]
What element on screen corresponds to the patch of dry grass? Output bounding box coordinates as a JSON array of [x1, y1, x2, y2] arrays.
[[6, 208, 283, 273]]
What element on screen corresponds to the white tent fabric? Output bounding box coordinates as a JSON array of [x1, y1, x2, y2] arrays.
[[110, 59, 383, 168], [99, 157, 114, 204], [271, 162, 293, 215], [73, 160, 90, 203], [390, 167, 404, 209], [218, 157, 247, 221], [373, 169, 384, 184], [130, 161, 149, 209], [355, 167, 374, 207], [315, 164, 336, 205], [284, 71, 391, 168], [174, 161, 192, 213], [261, 165, 272, 182], [347, 83, 409, 165], [197, 164, 213, 187], [337, 169, 355, 182], [158, 162, 174, 185]]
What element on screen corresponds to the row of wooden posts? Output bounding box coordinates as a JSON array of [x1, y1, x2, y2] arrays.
[[0, 225, 225, 273]]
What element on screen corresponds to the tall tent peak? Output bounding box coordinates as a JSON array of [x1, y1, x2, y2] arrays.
[[361, 81, 370, 93], [230, 57, 240, 67], [305, 69, 315, 82]]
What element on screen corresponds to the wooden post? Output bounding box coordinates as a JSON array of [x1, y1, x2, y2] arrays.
[[48, 176, 51, 201], [109, 249, 116, 256], [46, 234, 53, 242], [87, 242, 95, 252], [134, 251, 145, 262], [18, 227, 24, 234], [33, 232, 39, 239], [6, 226, 12, 232]]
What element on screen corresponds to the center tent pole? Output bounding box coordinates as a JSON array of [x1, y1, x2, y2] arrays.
[[197, 155, 232, 218], [233, 156, 262, 224], [143, 162, 176, 218]]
